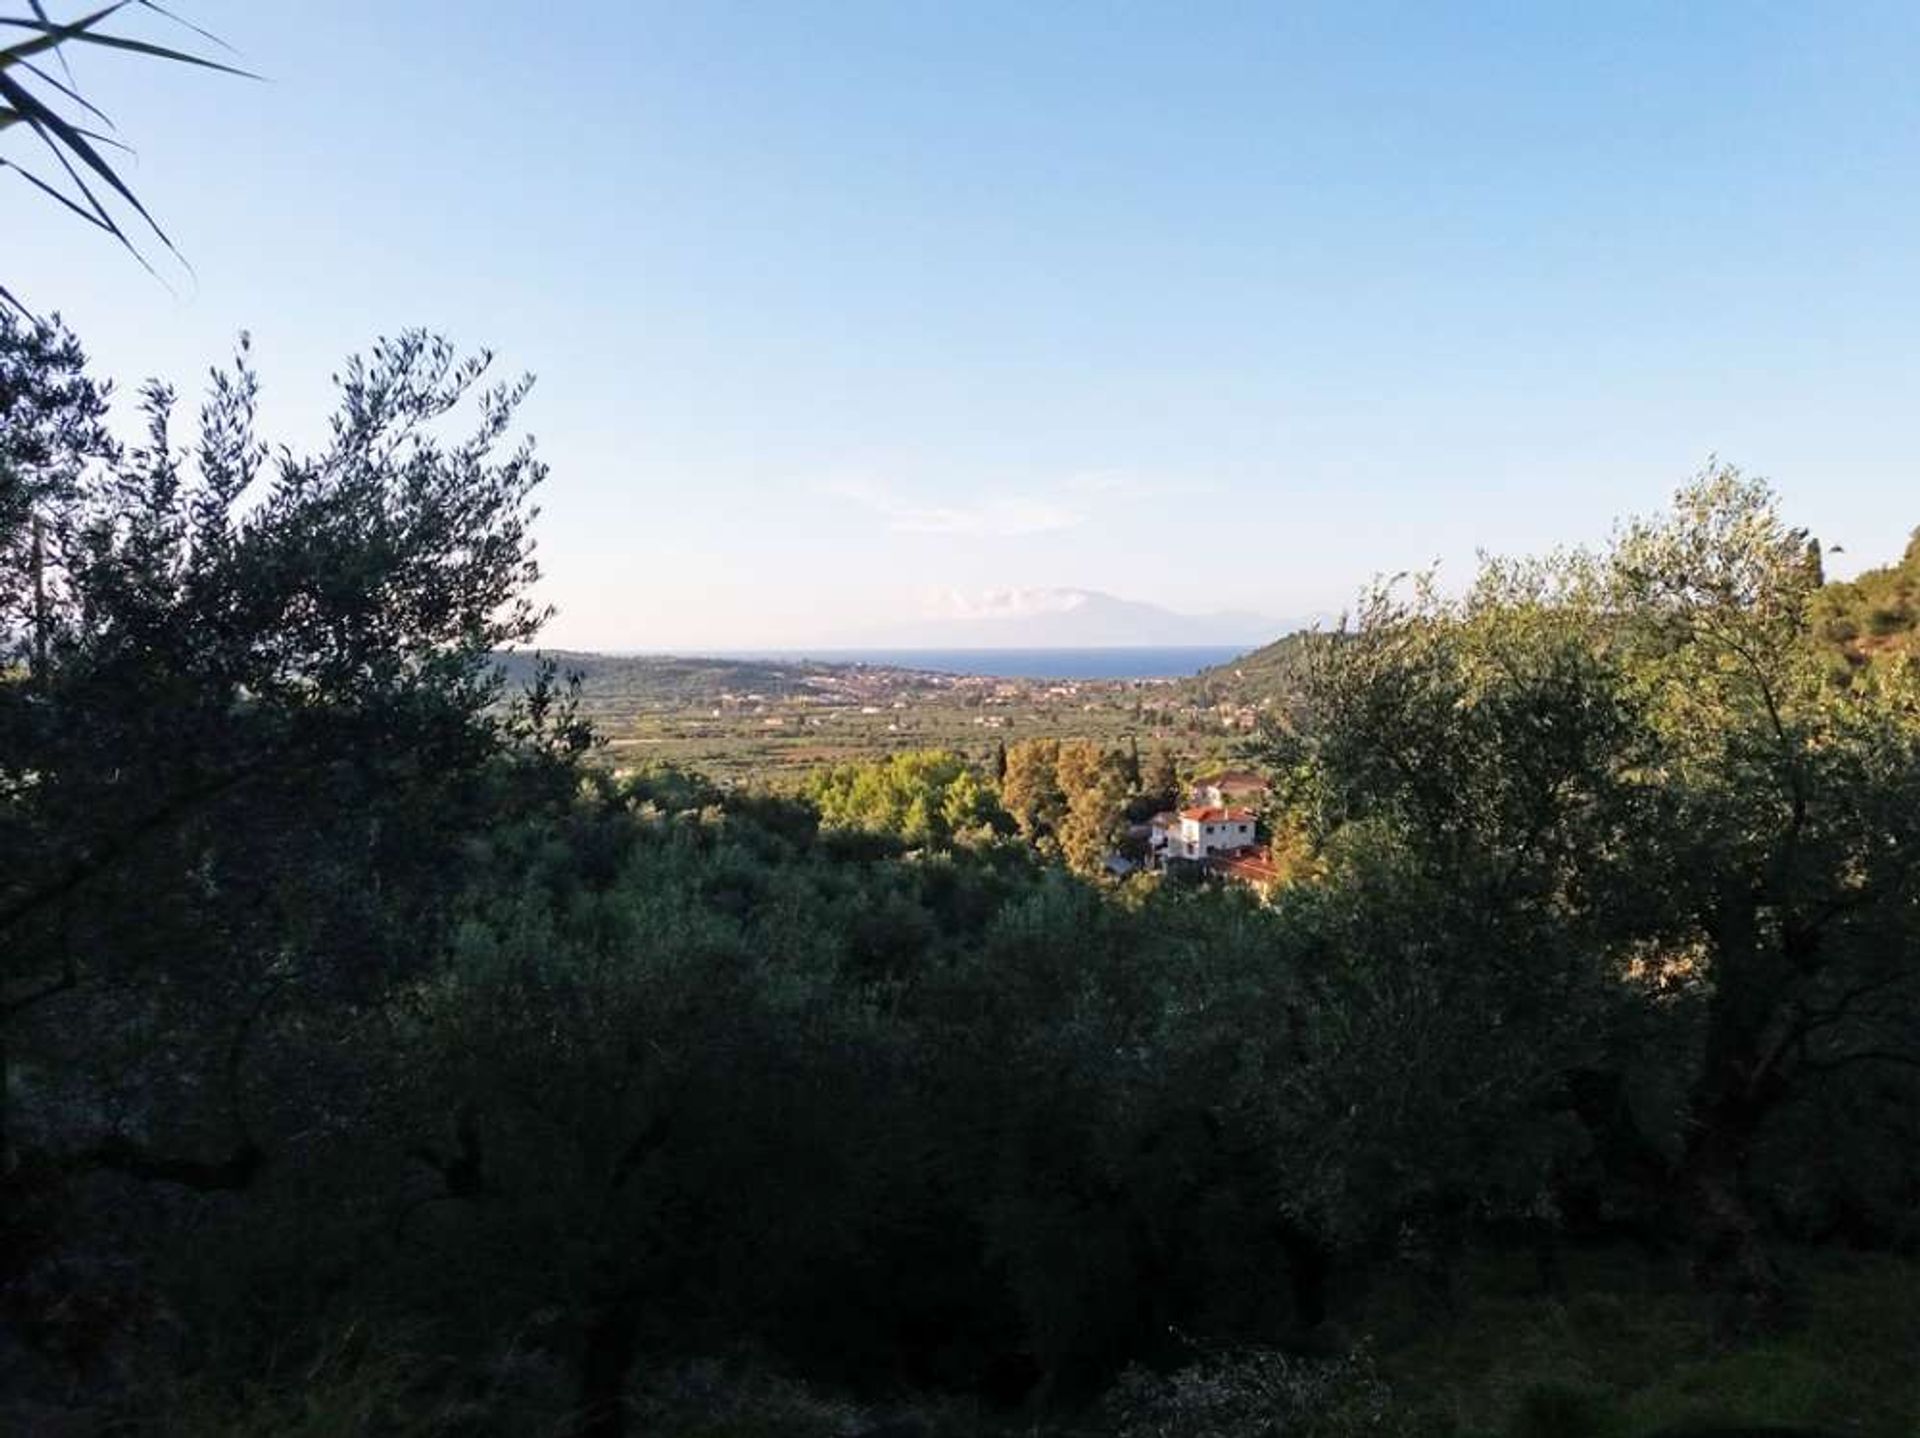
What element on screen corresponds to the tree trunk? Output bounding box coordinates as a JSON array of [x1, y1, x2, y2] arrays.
[[30, 510, 48, 685], [1275, 1220, 1331, 1329], [1531, 1216, 1567, 1298], [0, 1027, 13, 1176], [1679, 890, 1794, 1332], [574, 1287, 642, 1438], [1680, 1093, 1789, 1334]]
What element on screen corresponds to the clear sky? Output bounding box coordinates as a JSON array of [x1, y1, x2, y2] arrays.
[[9, 1, 1920, 649]]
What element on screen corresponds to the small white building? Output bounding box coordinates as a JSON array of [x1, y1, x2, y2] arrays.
[[1150, 805, 1259, 863], [1189, 771, 1271, 810]]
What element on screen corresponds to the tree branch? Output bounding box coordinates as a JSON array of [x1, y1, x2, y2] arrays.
[[81, 1134, 264, 1191], [0, 762, 263, 943], [0, 961, 74, 1021], [1801, 1047, 1920, 1079]]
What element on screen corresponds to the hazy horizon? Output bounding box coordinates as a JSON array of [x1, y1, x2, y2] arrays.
[[10, 2, 1920, 649]]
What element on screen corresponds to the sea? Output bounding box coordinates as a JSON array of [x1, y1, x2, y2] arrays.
[[710, 647, 1248, 681]]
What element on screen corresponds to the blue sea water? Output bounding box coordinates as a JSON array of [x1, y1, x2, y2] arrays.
[[712, 647, 1249, 680]]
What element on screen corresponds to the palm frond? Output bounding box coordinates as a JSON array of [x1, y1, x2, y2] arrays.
[[26, 1, 75, 84], [3, 153, 116, 227], [1, 63, 172, 249], [1, 1, 252, 315], [0, 8, 253, 79], [0, 6, 127, 70], [19, 53, 117, 127]]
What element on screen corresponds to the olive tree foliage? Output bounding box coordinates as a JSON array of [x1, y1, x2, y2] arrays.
[[359, 778, 1350, 1429], [407, 795, 904, 1437], [0, 326, 578, 1184], [1811, 524, 1920, 672], [1264, 466, 1920, 1321], [1604, 470, 1920, 1308], [806, 748, 1009, 847], [1256, 545, 1650, 1263], [0, 311, 113, 670]]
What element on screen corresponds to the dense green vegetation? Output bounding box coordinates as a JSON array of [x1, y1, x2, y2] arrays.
[[1186, 629, 1317, 706], [2, 314, 1918, 1438], [1811, 529, 1920, 671], [806, 747, 1011, 846]]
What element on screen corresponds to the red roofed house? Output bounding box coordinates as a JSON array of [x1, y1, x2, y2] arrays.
[[1150, 805, 1259, 863], [1209, 849, 1286, 897]]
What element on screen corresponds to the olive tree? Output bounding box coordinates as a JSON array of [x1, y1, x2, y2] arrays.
[[1266, 467, 1920, 1325], [1, 327, 576, 1218]]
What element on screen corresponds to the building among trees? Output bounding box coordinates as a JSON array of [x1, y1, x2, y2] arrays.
[[1150, 804, 1259, 863], [1188, 770, 1271, 808]]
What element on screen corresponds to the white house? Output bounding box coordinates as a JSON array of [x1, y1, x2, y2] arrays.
[[1149, 805, 1259, 863], [1188, 770, 1271, 810]]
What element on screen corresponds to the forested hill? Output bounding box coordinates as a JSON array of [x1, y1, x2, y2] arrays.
[[1181, 630, 1317, 703], [1814, 528, 1920, 671], [1186, 530, 1920, 706]]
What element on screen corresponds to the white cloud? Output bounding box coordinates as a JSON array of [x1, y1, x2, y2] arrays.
[[918, 586, 1095, 620]]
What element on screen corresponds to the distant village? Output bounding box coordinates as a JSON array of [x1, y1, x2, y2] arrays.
[[694, 666, 1265, 736], [560, 652, 1278, 781], [551, 655, 1292, 894]]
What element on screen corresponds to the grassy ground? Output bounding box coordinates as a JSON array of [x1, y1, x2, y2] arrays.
[[1374, 1246, 1920, 1436], [148, 1246, 1920, 1437]]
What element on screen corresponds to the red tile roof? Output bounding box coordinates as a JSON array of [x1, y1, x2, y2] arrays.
[[1179, 806, 1257, 823], [1210, 852, 1285, 887]]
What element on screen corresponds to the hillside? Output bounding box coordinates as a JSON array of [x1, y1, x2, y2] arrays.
[[1181, 629, 1318, 705], [1814, 529, 1920, 671], [1183, 531, 1920, 706]]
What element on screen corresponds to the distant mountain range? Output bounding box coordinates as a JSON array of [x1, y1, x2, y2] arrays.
[[854, 587, 1288, 648]]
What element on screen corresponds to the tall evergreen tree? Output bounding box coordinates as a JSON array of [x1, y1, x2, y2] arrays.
[[1000, 737, 1066, 842], [1144, 745, 1180, 807]]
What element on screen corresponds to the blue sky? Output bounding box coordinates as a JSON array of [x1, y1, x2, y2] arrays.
[[9, 1, 1920, 648]]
